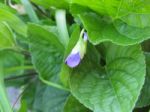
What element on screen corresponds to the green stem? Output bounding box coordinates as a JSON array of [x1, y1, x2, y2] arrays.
[[21, 0, 39, 23], [5, 65, 34, 74], [39, 75, 69, 91], [0, 65, 13, 112], [5, 72, 37, 81], [55, 9, 69, 47]]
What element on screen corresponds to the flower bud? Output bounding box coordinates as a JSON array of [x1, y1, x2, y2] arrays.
[[65, 29, 88, 68]]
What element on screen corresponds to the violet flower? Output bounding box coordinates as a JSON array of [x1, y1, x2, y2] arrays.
[[65, 29, 88, 68]]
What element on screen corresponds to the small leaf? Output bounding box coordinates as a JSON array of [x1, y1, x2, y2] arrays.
[[70, 43, 146, 112]]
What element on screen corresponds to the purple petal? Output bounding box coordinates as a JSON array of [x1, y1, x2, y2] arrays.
[[83, 32, 88, 41], [65, 52, 81, 68]]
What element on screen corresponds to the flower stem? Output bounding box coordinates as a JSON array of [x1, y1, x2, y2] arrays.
[[55, 9, 69, 47]]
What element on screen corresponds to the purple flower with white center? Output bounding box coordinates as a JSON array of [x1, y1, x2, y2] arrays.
[[65, 29, 88, 68]]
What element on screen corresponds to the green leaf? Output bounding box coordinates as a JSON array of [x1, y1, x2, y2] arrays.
[[0, 22, 15, 50], [121, 0, 150, 28], [134, 0, 150, 14], [28, 23, 67, 90], [113, 20, 150, 42], [69, 1, 150, 28], [0, 9, 27, 37], [63, 95, 91, 112], [136, 53, 150, 107], [19, 100, 28, 112], [68, 0, 132, 18], [33, 81, 69, 112], [121, 14, 150, 28], [0, 50, 24, 77], [0, 3, 16, 13], [70, 43, 146, 112], [70, 4, 91, 16], [69, 0, 150, 19], [31, 0, 69, 9], [79, 12, 150, 45]]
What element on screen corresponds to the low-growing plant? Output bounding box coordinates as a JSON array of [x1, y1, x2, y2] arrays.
[[0, 0, 150, 112]]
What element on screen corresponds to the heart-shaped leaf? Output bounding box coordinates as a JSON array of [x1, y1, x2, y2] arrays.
[[70, 43, 146, 112]]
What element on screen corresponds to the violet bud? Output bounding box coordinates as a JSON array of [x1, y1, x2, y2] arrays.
[[65, 52, 81, 68], [65, 29, 88, 68]]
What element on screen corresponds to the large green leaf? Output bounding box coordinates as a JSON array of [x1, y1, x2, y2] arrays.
[[0, 9, 27, 37], [79, 12, 150, 45], [136, 53, 150, 107], [69, 1, 150, 29], [63, 95, 91, 112], [70, 43, 146, 112], [0, 22, 15, 50], [28, 23, 66, 90], [68, 0, 132, 18], [31, 0, 69, 9], [69, 0, 150, 19], [33, 81, 69, 112]]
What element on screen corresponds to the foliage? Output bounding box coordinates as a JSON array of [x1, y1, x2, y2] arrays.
[[0, 0, 150, 112]]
